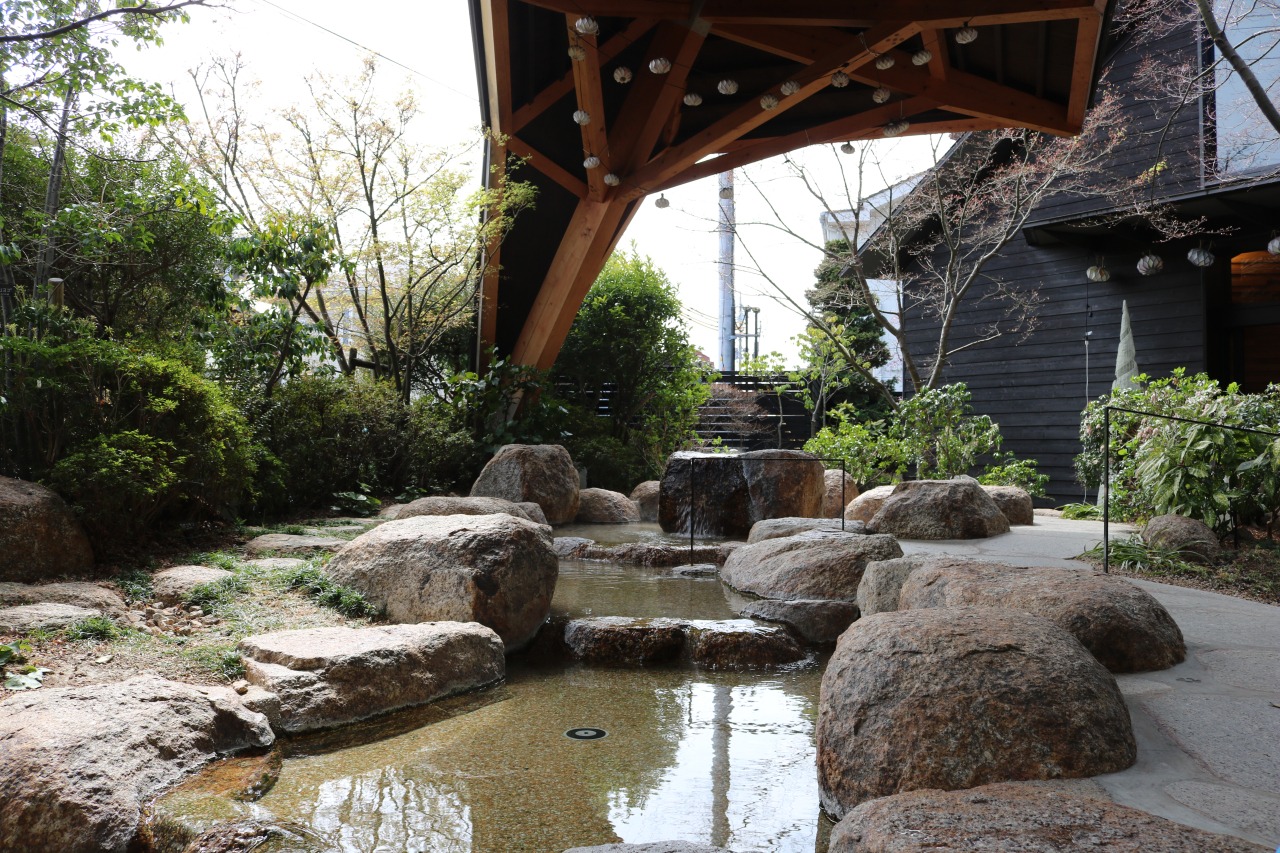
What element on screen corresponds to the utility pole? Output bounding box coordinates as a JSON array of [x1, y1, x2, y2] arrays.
[[717, 171, 735, 372]]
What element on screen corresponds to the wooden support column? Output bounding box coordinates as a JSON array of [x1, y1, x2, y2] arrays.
[[477, 136, 507, 363]]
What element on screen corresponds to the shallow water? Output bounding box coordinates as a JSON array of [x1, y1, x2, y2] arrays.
[[157, 526, 830, 853]]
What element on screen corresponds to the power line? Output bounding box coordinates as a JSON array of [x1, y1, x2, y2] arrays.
[[250, 0, 478, 103]]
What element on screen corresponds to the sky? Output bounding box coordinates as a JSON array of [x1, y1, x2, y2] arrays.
[[121, 0, 941, 368]]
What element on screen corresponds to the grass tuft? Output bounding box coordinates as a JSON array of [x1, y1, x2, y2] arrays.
[[280, 563, 378, 618], [62, 616, 128, 642], [182, 644, 246, 681], [184, 575, 251, 614]]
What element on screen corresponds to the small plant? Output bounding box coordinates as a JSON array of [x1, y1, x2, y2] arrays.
[[1081, 536, 1210, 577], [0, 641, 47, 691], [1059, 502, 1103, 520], [63, 616, 126, 642], [330, 488, 381, 517], [184, 575, 250, 614], [280, 564, 378, 618], [183, 645, 246, 681], [114, 568, 155, 603], [979, 452, 1050, 496]]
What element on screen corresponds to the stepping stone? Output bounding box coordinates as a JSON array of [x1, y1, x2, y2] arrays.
[[561, 617, 804, 669], [0, 602, 102, 633], [747, 516, 862, 543], [238, 623, 504, 733], [244, 534, 347, 557], [152, 566, 236, 606], [0, 581, 127, 618], [240, 558, 308, 572], [390, 495, 544, 524], [721, 531, 902, 601]]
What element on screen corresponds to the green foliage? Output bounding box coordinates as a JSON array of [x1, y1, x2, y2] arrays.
[[184, 575, 250, 614], [805, 383, 1004, 487], [331, 489, 381, 517], [979, 452, 1050, 496], [62, 616, 126, 642], [182, 645, 246, 682], [1, 640, 50, 690], [280, 564, 378, 618], [1059, 502, 1103, 520], [553, 249, 711, 488], [1077, 371, 1280, 533], [1081, 536, 1211, 578]]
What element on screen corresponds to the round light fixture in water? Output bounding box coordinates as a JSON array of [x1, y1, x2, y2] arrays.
[[565, 727, 608, 740]]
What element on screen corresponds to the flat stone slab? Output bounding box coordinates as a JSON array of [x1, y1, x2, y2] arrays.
[[244, 534, 348, 557], [736, 597, 859, 644], [566, 845, 737, 853], [238, 623, 505, 733], [828, 782, 1268, 852], [721, 531, 903, 601], [0, 581, 126, 618], [240, 558, 309, 572], [746, 517, 863, 543], [0, 602, 101, 633], [562, 540, 735, 567], [562, 616, 804, 669], [1140, 693, 1280, 793], [152, 566, 236, 606]]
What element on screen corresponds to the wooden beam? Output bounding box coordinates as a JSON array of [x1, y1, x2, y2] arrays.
[[478, 137, 507, 358], [507, 135, 589, 197], [517, 0, 689, 16], [568, 15, 611, 201], [713, 23, 845, 64], [1067, 9, 1103, 126], [511, 18, 655, 133], [619, 22, 920, 200], [481, 0, 513, 130], [608, 21, 707, 177], [921, 28, 948, 80], [698, 0, 1099, 26]]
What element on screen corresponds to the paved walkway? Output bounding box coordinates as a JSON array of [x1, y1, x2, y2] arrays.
[[900, 516, 1280, 849]]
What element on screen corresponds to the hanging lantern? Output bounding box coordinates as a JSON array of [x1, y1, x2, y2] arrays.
[[831, 70, 851, 88], [603, 173, 621, 187], [683, 92, 703, 106], [1187, 246, 1215, 267], [654, 194, 670, 209], [649, 57, 671, 74], [719, 186, 734, 199], [567, 44, 587, 62], [717, 79, 739, 95], [883, 119, 910, 137], [874, 55, 895, 70], [872, 86, 891, 104], [840, 141, 855, 154], [760, 93, 779, 110], [1086, 264, 1111, 282], [912, 49, 933, 66], [1137, 253, 1164, 275], [583, 155, 601, 169], [613, 66, 633, 84], [574, 16, 599, 35], [573, 109, 591, 125], [1268, 235, 1280, 255], [780, 80, 800, 96], [955, 26, 979, 44]]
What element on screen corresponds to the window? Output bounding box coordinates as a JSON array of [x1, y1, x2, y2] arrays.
[[1212, 0, 1280, 175]]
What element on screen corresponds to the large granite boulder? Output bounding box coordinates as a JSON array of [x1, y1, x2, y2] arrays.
[[721, 531, 903, 601], [629, 480, 661, 521], [982, 485, 1035, 525], [470, 444, 580, 525], [736, 598, 860, 644], [897, 557, 1186, 672], [394, 495, 543, 524], [561, 616, 803, 669], [1143, 513, 1223, 565], [747, 517, 861, 543], [658, 450, 825, 538], [828, 782, 1268, 852], [856, 555, 932, 617], [576, 488, 641, 523], [0, 581, 127, 618], [244, 533, 347, 557], [325, 514, 558, 649], [152, 565, 236, 606], [0, 675, 272, 853], [867, 478, 1010, 539], [817, 607, 1135, 818], [0, 475, 94, 582], [843, 485, 895, 523], [0, 601, 102, 633], [238, 622, 504, 733], [824, 469, 859, 518]]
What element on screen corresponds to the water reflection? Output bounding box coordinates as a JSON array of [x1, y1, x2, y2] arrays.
[[554, 558, 738, 621]]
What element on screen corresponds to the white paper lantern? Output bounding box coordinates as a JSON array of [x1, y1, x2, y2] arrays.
[[567, 44, 586, 62], [1187, 247, 1215, 267], [831, 71, 850, 88], [760, 93, 779, 110], [719, 186, 734, 199], [780, 81, 800, 96], [654, 194, 670, 209], [573, 109, 591, 125], [717, 79, 739, 95], [574, 16, 599, 35], [613, 66, 633, 84], [955, 26, 979, 44], [883, 119, 910, 137], [912, 49, 933, 66], [1137, 253, 1164, 275], [603, 173, 621, 187], [683, 92, 703, 106], [1086, 265, 1110, 282], [872, 86, 891, 104], [875, 55, 895, 70], [1268, 235, 1280, 255], [649, 57, 671, 74], [840, 141, 854, 154], [583, 155, 600, 169]]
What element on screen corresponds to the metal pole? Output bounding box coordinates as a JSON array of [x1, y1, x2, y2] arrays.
[[1103, 405, 1110, 574], [689, 457, 696, 560], [840, 461, 846, 532], [717, 171, 736, 372]]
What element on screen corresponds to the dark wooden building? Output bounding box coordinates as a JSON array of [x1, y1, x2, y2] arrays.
[[867, 6, 1280, 502]]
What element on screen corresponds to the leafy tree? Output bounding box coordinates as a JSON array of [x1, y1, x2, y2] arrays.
[[554, 249, 711, 487]]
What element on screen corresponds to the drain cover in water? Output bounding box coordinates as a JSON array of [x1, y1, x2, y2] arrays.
[[565, 727, 607, 740]]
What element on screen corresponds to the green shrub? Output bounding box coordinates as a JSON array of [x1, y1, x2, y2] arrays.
[[1059, 502, 1102, 520], [1081, 536, 1211, 578], [979, 452, 1050, 496], [63, 616, 126, 642], [280, 564, 378, 618]]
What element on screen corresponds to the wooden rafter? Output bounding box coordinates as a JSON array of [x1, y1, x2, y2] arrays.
[[568, 14, 611, 200], [506, 135, 589, 197], [920, 29, 948, 79], [481, 0, 513, 128], [1068, 7, 1104, 126]]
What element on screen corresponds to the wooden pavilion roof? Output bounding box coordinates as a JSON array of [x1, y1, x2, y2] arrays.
[[468, 0, 1110, 370]]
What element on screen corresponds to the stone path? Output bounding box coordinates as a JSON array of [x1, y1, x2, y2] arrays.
[[899, 516, 1280, 848]]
